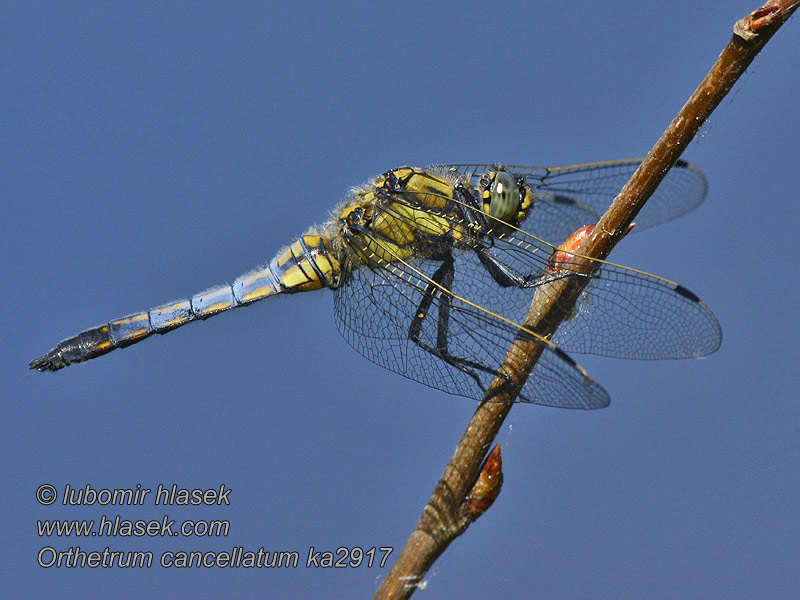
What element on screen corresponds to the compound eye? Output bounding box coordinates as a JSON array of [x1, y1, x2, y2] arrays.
[[489, 170, 521, 222]]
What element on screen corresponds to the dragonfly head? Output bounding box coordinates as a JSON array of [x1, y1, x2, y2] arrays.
[[480, 169, 530, 226]]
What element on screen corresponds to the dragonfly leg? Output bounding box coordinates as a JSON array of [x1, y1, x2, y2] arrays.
[[408, 255, 512, 393], [474, 245, 530, 288], [451, 187, 558, 290], [452, 183, 536, 289], [475, 244, 593, 290]]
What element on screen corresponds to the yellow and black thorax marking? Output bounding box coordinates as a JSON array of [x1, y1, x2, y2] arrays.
[[335, 167, 479, 269]]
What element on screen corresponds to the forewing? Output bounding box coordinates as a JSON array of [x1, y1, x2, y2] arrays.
[[442, 219, 721, 360], [441, 159, 708, 244]]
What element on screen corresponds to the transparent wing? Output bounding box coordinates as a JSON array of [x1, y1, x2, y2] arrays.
[[374, 186, 721, 361], [440, 159, 708, 244], [460, 241, 721, 360], [333, 242, 610, 409]]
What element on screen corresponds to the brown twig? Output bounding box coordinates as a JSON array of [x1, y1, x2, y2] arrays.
[[374, 2, 797, 598]]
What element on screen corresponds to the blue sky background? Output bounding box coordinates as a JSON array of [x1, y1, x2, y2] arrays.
[[4, 2, 798, 598]]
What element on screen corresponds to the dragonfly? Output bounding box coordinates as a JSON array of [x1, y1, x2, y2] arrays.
[[30, 159, 721, 409]]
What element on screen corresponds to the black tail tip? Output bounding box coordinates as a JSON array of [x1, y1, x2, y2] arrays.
[[29, 354, 62, 372]]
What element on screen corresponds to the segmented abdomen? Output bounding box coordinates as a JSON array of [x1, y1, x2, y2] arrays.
[[30, 234, 339, 371]]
